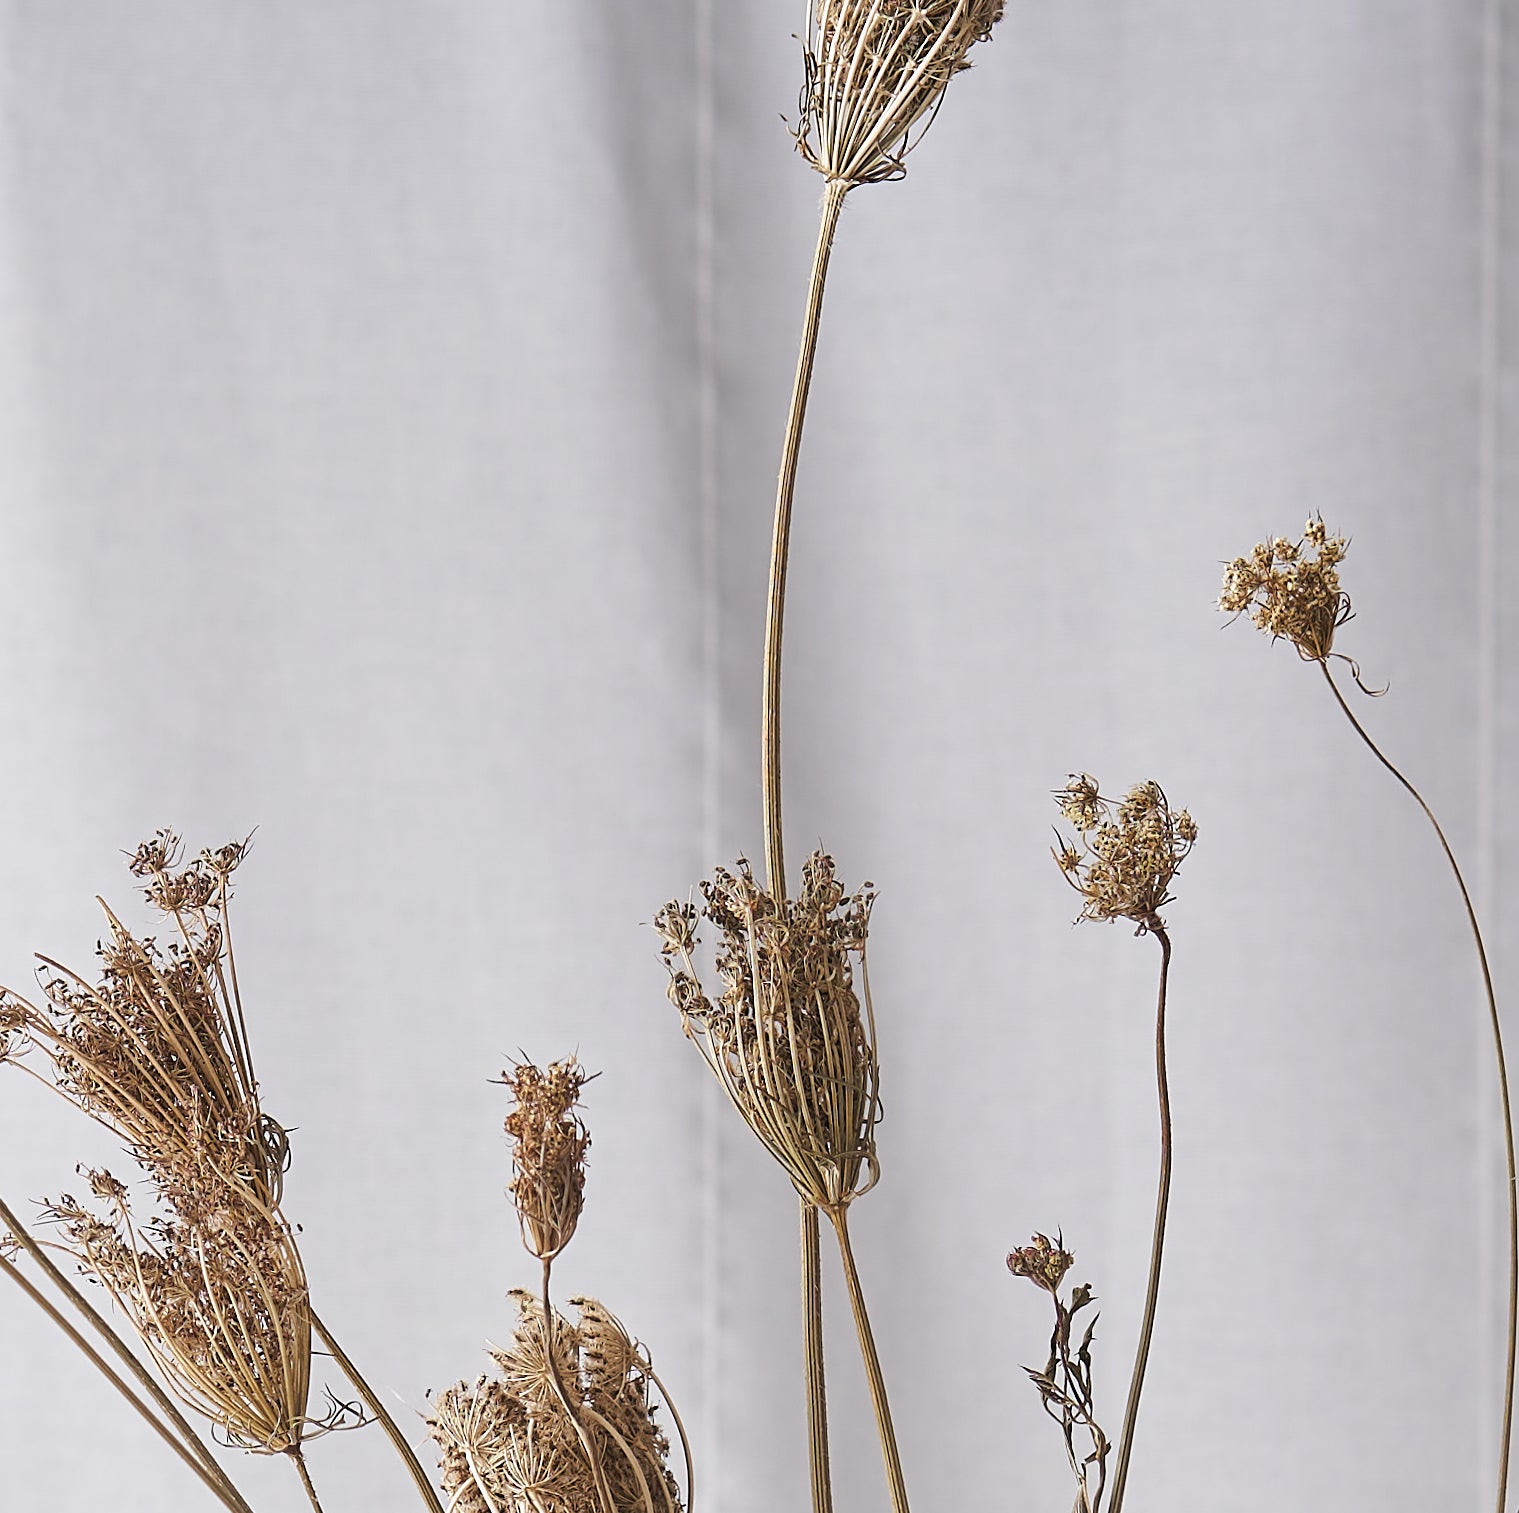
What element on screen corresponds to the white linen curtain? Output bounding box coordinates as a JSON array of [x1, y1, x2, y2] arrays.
[[0, 4, 1511, 1509]]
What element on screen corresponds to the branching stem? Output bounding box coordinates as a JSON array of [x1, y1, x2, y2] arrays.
[[1320, 658, 1518, 1513], [1107, 921, 1173, 1513]]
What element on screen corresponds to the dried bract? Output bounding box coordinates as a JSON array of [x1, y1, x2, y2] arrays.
[[1007, 1232, 1074, 1295], [796, 0, 1006, 185], [1219, 517, 1351, 663], [502, 1057, 590, 1262], [1053, 777, 1196, 934], [429, 1293, 684, 1513], [654, 851, 879, 1210], [0, 833, 317, 1453]]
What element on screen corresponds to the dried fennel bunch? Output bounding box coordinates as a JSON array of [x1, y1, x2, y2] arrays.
[[0, 833, 325, 1460], [654, 851, 879, 1212], [796, 0, 1006, 186], [429, 1293, 687, 1513]]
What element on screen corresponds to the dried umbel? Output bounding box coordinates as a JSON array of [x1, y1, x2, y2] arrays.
[[502, 1057, 590, 1262], [797, 0, 1007, 185], [1008, 1235, 1110, 1513], [1219, 517, 1351, 664], [0, 833, 318, 1453], [429, 1292, 686, 1513], [654, 851, 879, 1211], [1053, 777, 1196, 933]]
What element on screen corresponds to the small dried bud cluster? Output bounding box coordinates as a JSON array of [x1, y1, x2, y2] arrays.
[[502, 1057, 591, 1262], [0, 833, 317, 1452], [1007, 1232, 1075, 1294], [655, 851, 879, 1210], [1219, 517, 1351, 663], [796, 0, 1006, 185], [429, 1293, 685, 1513], [1053, 776, 1196, 933]]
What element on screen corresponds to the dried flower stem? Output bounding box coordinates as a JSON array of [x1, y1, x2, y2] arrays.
[[541, 1259, 620, 1513], [310, 1308, 445, 1513], [291, 1448, 326, 1513], [827, 1206, 909, 1513], [1106, 921, 1173, 1513], [0, 1246, 249, 1511], [762, 173, 849, 1513], [0, 1194, 253, 1513], [1319, 659, 1518, 1512]]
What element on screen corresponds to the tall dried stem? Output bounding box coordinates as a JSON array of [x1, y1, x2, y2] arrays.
[[1106, 922, 1173, 1513], [1319, 660, 1517, 1513], [291, 1448, 326, 1513]]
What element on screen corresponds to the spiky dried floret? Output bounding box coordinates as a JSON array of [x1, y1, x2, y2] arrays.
[[654, 850, 880, 1210], [501, 1058, 590, 1262], [797, 0, 1006, 185], [1007, 1232, 1075, 1295], [0, 834, 318, 1452], [429, 1294, 685, 1513], [1053, 777, 1196, 933], [1219, 517, 1352, 663]]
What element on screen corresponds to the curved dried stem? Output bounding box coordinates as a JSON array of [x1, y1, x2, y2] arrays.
[[310, 1308, 444, 1513], [826, 1205, 910, 1513], [1107, 921, 1172, 1513], [1320, 659, 1517, 1513]]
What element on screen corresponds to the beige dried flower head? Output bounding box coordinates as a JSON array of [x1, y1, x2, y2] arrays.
[[797, 0, 1006, 185], [430, 1292, 686, 1513], [654, 851, 880, 1210], [0, 833, 318, 1453], [501, 1057, 591, 1262], [1053, 776, 1196, 933], [1007, 1232, 1075, 1294], [1219, 517, 1352, 663]]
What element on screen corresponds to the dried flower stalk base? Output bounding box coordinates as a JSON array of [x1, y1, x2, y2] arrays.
[[1224, 521, 1519, 1512]]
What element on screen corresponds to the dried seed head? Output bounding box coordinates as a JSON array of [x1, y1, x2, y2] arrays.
[[431, 1293, 685, 1513], [501, 1057, 591, 1262], [0, 836, 316, 1453], [1219, 517, 1352, 663], [1007, 1232, 1075, 1294], [655, 851, 880, 1210], [1053, 777, 1196, 933], [796, 0, 1006, 185]]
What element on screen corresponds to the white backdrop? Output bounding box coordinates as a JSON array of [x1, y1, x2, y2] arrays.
[[0, 4, 1513, 1510]]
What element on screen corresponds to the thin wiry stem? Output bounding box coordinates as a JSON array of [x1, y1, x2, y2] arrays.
[[0, 1248, 246, 1511], [1107, 921, 1173, 1513], [310, 1308, 445, 1513], [290, 1447, 326, 1513], [762, 175, 849, 898], [1320, 658, 1518, 1513], [0, 1194, 254, 1513], [540, 1260, 618, 1513], [827, 1206, 910, 1513], [800, 1201, 834, 1513]]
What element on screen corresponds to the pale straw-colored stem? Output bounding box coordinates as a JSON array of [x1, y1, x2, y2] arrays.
[[290, 1447, 326, 1513], [763, 174, 850, 1513], [1107, 920, 1173, 1513], [0, 1195, 253, 1513], [826, 1205, 910, 1513], [800, 1200, 834, 1513], [762, 176, 849, 898], [1320, 658, 1518, 1513], [539, 1260, 619, 1513], [311, 1307, 444, 1513]]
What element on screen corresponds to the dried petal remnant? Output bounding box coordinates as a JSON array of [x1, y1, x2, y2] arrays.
[[502, 1057, 591, 1263], [1054, 777, 1196, 933], [654, 851, 879, 1210], [1219, 517, 1351, 663], [797, 0, 1006, 185]]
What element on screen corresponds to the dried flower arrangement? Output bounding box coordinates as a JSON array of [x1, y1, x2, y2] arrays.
[[0, 11, 1511, 1513]]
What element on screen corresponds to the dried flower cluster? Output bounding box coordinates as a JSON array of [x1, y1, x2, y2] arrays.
[[0, 833, 317, 1453], [796, 0, 1006, 185], [502, 1057, 591, 1263], [1008, 1235, 1110, 1513], [1053, 777, 1196, 933], [429, 1292, 685, 1513], [654, 851, 879, 1211], [1218, 517, 1351, 663]]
